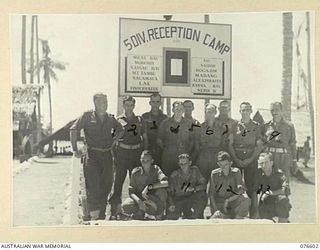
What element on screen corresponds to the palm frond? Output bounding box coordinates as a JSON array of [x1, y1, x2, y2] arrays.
[[49, 69, 58, 81], [50, 61, 68, 70]]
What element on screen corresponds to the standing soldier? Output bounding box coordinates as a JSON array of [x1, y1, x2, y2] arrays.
[[166, 153, 207, 220], [302, 136, 311, 168], [142, 93, 167, 165], [70, 93, 124, 221], [262, 102, 297, 179], [109, 96, 148, 220], [194, 103, 224, 182], [216, 100, 237, 151], [157, 101, 194, 176], [228, 102, 263, 213]]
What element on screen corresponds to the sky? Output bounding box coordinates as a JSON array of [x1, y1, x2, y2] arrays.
[[10, 12, 315, 131]]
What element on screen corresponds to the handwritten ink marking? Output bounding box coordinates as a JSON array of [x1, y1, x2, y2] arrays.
[[226, 185, 240, 195], [256, 184, 272, 195], [215, 183, 223, 193], [150, 121, 158, 130], [263, 131, 281, 145], [222, 124, 229, 135], [241, 129, 249, 137], [256, 184, 263, 194], [265, 185, 271, 194], [189, 123, 201, 131], [181, 182, 191, 192], [206, 126, 214, 135], [127, 124, 137, 136], [170, 125, 180, 134], [111, 128, 116, 138]]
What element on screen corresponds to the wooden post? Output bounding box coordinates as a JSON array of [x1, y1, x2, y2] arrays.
[[21, 15, 27, 84], [164, 15, 172, 117], [306, 12, 315, 154], [204, 14, 210, 112], [117, 97, 123, 116]]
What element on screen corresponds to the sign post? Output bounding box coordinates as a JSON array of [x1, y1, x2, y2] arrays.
[[118, 17, 232, 103]]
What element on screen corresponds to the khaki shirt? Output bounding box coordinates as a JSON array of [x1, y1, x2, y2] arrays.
[[129, 165, 167, 198], [158, 117, 193, 153], [262, 118, 297, 155], [142, 111, 167, 150], [209, 167, 244, 199], [231, 119, 261, 150], [253, 168, 290, 196], [70, 110, 123, 148], [196, 120, 224, 150], [117, 113, 146, 145], [169, 166, 206, 198]]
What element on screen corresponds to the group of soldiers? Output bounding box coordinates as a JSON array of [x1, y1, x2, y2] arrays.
[[70, 92, 297, 223]]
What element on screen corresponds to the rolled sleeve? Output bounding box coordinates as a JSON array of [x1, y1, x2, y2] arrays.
[[156, 166, 168, 182], [70, 114, 87, 132], [112, 116, 124, 137]]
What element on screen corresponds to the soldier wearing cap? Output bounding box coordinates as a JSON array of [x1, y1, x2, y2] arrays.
[[261, 102, 297, 179], [216, 100, 238, 152], [109, 96, 148, 220], [122, 150, 168, 220], [142, 93, 167, 166], [157, 101, 194, 176], [228, 102, 263, 213], [194, 103, 224, 181], [166, 153, 207, 220], [209, 151, 251, 219], [70, 93, 124, 220], [252, 153, 291, 222]]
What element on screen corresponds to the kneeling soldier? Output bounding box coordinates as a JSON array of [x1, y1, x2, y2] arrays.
[[122, 150, 168, 220], [252, 152, 292, 223], [167, 153, 207, 220], [209, 151, 251, 219]]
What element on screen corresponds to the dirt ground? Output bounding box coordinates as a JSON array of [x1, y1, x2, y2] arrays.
[[12, 156, 316, 226]]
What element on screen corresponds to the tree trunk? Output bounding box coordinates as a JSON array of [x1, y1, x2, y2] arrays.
[[35, 15, 41, 144], [21, 15, 27, 84], [48, 75, 53, 136], [47, 74, 53, 156], [281, 12, 293, 121], [306, 12, 315, 154], [30, 15, 35, 84], [35, 16, 40, 84]]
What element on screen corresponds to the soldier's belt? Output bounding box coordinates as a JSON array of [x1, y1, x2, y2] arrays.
[[88, 146, 112, 152], [267, 147, 287, 153], [118, 142, 141, 150]]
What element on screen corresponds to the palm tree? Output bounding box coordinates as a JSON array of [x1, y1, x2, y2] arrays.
[[21, 15, 27, 84], [281, 12, 294, 121], [36, 40, 67, 138]]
